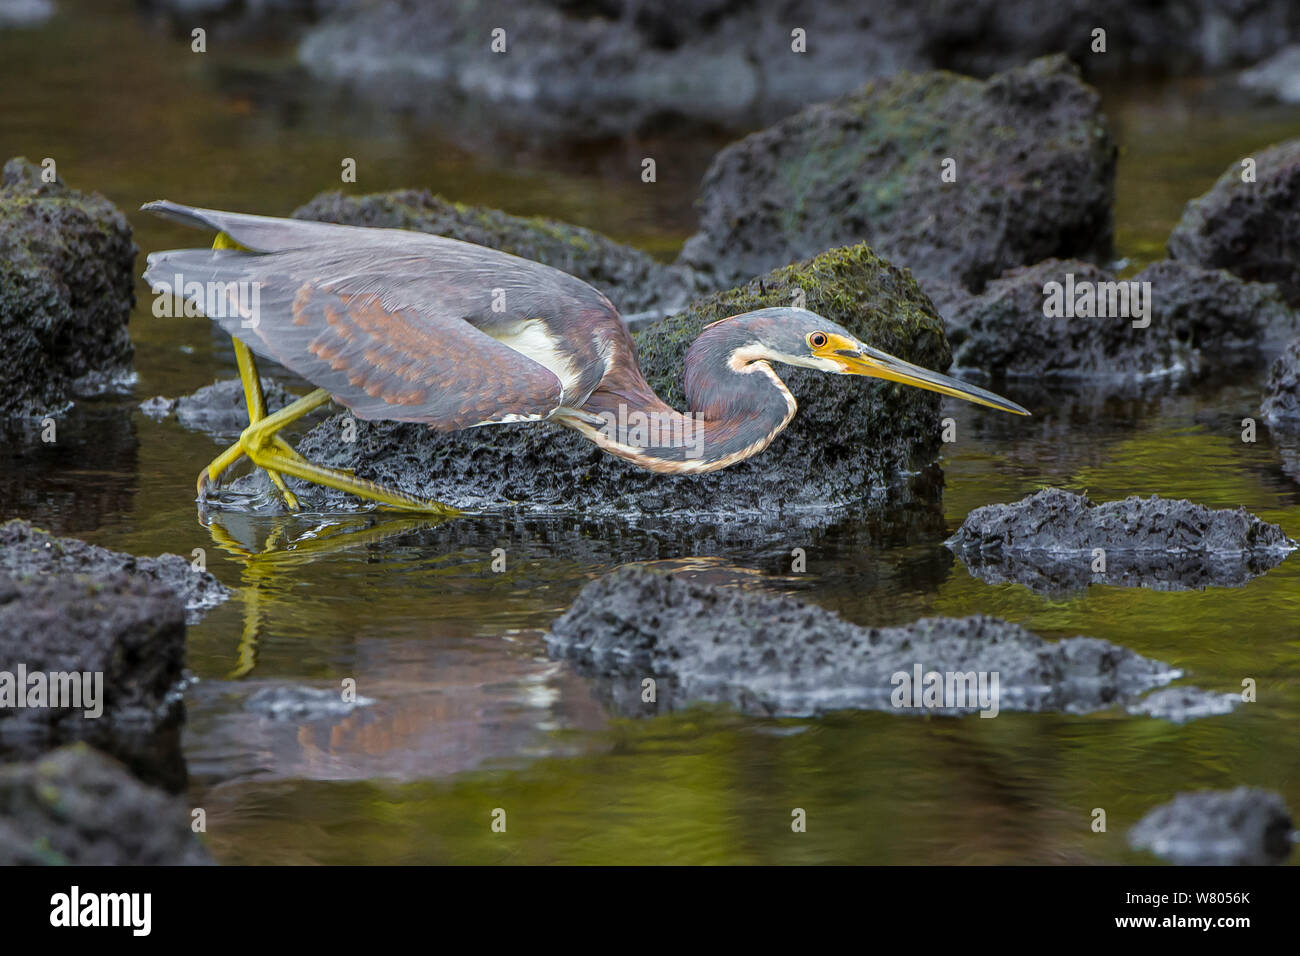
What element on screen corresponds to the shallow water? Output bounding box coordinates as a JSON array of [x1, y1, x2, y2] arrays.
[[3, 1, 1299, 864]]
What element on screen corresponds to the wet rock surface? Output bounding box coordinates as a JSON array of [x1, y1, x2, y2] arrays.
[[927, 258, 1299, 381], [0, 571, 187, 790], [294, 189, 702, 317], [1129, 787, 1294, 865], [1126, 686, 1239, 723], [946, 489, 1296, 593], [0, 157, 136, 418], [1262, 338, 1300, 480], [140, 376, 298, 440], [678, 56, 1115, 290], [230, 243, 956, 517], [0, 519, 230, 621], [242, 683, 375, 721], [1168, 137, 1300, 305], [0, 744, 212, 864], [1262, 337, 1300, 428], [546, 565, 1189, 718]]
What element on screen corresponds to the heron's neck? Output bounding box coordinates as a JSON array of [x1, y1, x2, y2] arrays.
[[566, 320, 797, 474]]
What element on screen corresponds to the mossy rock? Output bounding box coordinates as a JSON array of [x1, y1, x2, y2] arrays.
[[0, 157, 136, 418], [678, 55, 1116, 291]]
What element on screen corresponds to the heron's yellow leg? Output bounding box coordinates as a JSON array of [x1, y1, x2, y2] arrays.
[[196, 230, 299, 507], [233, 338, 299, 509]]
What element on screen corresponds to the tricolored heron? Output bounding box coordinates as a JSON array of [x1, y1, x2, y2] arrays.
[[142, 201, 1028, 514]]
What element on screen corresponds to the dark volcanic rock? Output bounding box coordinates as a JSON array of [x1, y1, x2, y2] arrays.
[[0, 157, 136, 418], [930, 258, 1299, 381], [546, 565, 1185, 718], [295, 2, 1300, 136], [1262, 337, 1300, 428], [0, 744, 212, 865], [231, 243, 958, 517], [297, 0, 933, 136], [294, 190, 701, 317], [1263, 338, 1300, 482], [678, 55, 1116, 291], [1168, 138, 1300, 305], [0, 519, 230, 621], [1129, 788, 1294, 865], [0, 572, 187, 790], [921, 1, 1300, 78], [140, 376, 298, 440], [946, 488, 1297, 593]]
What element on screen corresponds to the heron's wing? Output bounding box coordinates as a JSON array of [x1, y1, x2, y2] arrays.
[[141, 203, 624, 430]]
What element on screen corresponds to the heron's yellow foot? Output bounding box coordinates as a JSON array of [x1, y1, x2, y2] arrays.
[[225, 389, 457, 515], [241, 441, 458, 515]]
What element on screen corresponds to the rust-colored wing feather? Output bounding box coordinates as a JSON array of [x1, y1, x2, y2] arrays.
[[142, 202, 621, 430]]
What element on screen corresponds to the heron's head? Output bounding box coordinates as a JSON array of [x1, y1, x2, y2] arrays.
[[718, 306, 1030, 416]]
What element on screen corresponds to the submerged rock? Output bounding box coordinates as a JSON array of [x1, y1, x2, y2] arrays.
[[929, 258, 1299, 381], [242, 683, 374, 721], [0, 519, 230, 621], [0, 157, 136, 418], [1126, 686, 1240, 723], [678, 55, 1115, 290], [945, 489, 1296, 593], [546, 565, 1187, 718], [294, 189, 702, 317], [231, 243, 957, 517], [0, 744, 212, 865], [1129, 788, 1294, 866], [0, 572, 187, 791], [1168, 138, 1300, 305], [140, 376, 298, 440]]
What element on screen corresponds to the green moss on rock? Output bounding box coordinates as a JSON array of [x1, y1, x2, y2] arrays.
[[679, 55, 1115, 292], [0, 157, 136, 418]]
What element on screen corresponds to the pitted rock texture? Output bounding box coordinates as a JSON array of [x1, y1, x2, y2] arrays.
[[678, 55, 1115, 291], [0, 157, 136, 418], [945, 488, 1296, 592], [0, 519, 230, 622], [546, 565, 1186, 718]]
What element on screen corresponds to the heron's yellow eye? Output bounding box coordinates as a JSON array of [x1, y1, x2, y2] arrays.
[[809, 331, 828, 349]]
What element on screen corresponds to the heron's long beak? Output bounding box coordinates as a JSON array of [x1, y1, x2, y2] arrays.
[[837, 344, 1030, 416]]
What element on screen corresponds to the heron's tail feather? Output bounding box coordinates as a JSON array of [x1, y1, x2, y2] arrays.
[[140, 199, 355, 254]]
